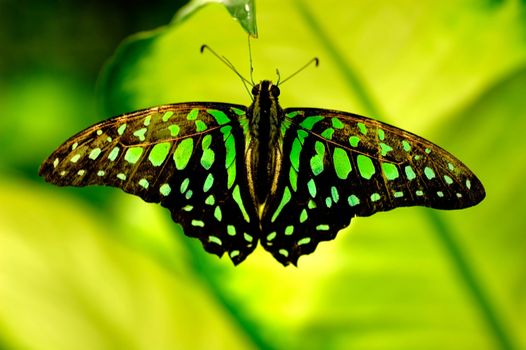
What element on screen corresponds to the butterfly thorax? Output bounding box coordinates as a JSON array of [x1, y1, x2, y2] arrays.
[[245, 80, 284, 211]]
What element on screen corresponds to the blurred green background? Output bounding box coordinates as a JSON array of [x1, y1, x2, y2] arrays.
[[1, 0, 525, 349]]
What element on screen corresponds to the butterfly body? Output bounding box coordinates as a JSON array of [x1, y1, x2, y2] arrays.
[[40, 81, 485, 266], [246, 80, 284, 210]]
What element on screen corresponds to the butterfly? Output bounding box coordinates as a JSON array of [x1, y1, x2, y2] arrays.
[[39, 77, 485, 266]]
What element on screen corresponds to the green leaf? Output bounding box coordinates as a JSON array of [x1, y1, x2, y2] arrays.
[[0, 180, 254, 350], [174, 0, 257, 37]]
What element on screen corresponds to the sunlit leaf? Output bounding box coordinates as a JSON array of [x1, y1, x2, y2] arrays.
[[174, 0, 257, 37]]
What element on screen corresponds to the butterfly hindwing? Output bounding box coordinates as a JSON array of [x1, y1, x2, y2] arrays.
[[39, 103, 260, 264], [261, 108, 485, 265]]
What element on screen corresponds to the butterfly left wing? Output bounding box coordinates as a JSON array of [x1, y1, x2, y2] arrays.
[[39, 103, 260, 264], [261, 108, 485, 266]]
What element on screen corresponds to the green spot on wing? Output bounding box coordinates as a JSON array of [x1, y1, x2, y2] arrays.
[[349, 135, 360, 147], [173, 138, 194, 170], [208, 109, 231, 125], [205, 195, 215, 205], [162, 111, 174, 122], [298, 237, 311, 245], [307, 179, 317, 198], [310, 141, 325, 176], [70, 154, 80, 163], [203, 173, 214, 192], [182, 205, 193, 212], [168, 124, 180, 137], [143, 115, 151, 126], [320, 128, 334, 140], [357, 122, 367, 135], [149, 142, 171, 166], [230, 107, 245, 116], [402, 140, 411, 152], [195, 120, 207, 132], [180, 178, 190, 193], [191, 220, 205, 227], [299, 115, 323, 130], [221, 126, 236, 189], [108, 147, 120, 161], [233, 185, 250, 223], [405, 165, 416, 180], [89, 148, 101, 160], [382, 162, 399, 180], [138, 178, 149, 189], [200, 134, 215, 170], [133, 128, 147, 141], [186, 108, 199, 120], [271, 186, 292, 223], [209, 235, 222, 245], [331, 186, 339, 203], [279, 249, 289, 257], [424, 167, 436, 180], [331, 117, 345, 129], [333, 147, 352, 180], [159, 184, 171, 196], [289, 168, 298, 192], [357, 155, 375, 179], [290, 130, 308, 172], [380, 143, 393, 156], [124, 147, 143, 164], [117, 123, 127, 135], [348, 194, 360, 207], [299, 209, 308, 223], [286, 111, 302, 118], [214, 206, 222, 221]]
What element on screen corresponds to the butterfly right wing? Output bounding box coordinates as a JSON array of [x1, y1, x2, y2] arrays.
[[260, 107, 485, 266], [39, 103, 260, 264]]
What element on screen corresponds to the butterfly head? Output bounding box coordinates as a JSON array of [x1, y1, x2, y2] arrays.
[[251, 80, 280, 100]]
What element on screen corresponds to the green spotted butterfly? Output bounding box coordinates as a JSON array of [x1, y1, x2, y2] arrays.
[[39, 79, 485, 266]]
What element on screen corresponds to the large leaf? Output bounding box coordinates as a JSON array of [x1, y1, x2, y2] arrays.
[[2, 0, 525, 349], [174, 0, 258, 37], [0, 181, 254, 350]]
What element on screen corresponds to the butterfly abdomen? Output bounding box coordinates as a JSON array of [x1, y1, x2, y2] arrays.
[[246, 80, 285, 208]]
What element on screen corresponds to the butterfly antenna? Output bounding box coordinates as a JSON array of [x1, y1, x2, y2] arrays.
[[248, 36, 255, 85], [277, 57, 319, 86], [200, 45, 253, 99]]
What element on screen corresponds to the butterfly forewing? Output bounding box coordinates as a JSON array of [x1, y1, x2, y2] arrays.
[[260, 108, 485, 265], [39, 103, 260, 264]]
